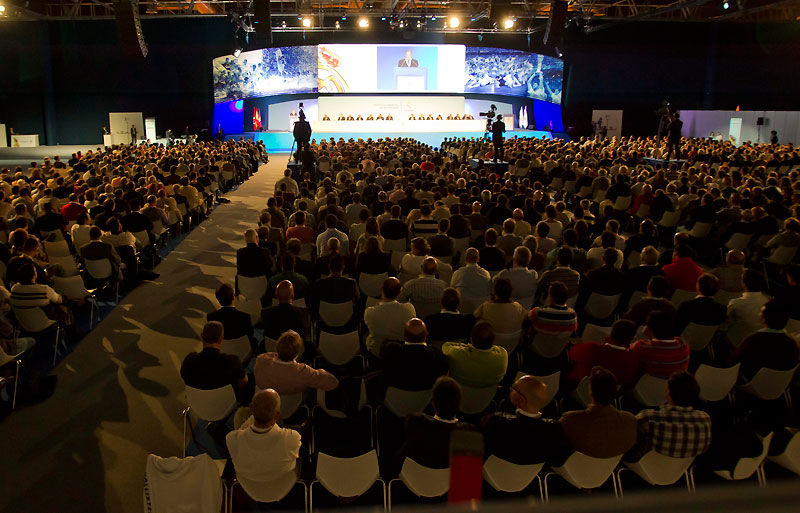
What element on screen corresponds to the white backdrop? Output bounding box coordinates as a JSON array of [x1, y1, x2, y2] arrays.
[[109, 112, 144, 145], [680, 110, 800, 145], [318, 95, 466, 119], [592, 110, 623, 139], [268, 99, 319, 131], [0, 124, 6, 147]]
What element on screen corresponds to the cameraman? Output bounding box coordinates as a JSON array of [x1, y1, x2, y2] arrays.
[[293, 111, 312, 158], [491, 114, 505, 162]]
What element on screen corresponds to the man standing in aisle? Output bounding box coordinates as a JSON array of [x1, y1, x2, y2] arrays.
[[491, 114, 505, 162]]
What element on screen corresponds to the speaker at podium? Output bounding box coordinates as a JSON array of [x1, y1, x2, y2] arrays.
[[394, 67, 428, 91]]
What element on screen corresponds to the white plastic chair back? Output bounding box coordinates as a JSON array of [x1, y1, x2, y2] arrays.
[[585, 293, 621, 319], [44, 239, 71, 258], [634, 204, 651, 218], [12, 306, 57, 333], [237, 275, 267, 301], [786, 318, 800, 337], [459, 384, 496, 414], [572, 376, 591, 407], [299, 243, 314, 261], [531, 331, 571, 358], [681, 322, 720, 351], [412, 300, 441, 320], [716, 433, 773, 481], [658, 211, 680, 228], [221, 335, 251, 364], [768, 431, 800, 475], [85, 258, 113, 280], [494, 330, 522, 354], [365, 296, 380, 309], [72, 227, 92, 250], [437, 262, 453, 285], [552, 452, 621, 489], [237, 471, 298, 504], [316, 450, 381, 498], [627, 251, 641, 268], [317, 330, 360, 366], [383, 238, 407, 253], [725, 232, 753, 250], [739, 365, 798, 400], [264, 336, 278, 353], [151, 220, 167, 237], [185, 385, 237, 421], [132, 230, 150, 249], [533, 371, 560, 407], [483, 455, 544, 493], [398, 459, 450, 498], [279, 392, 304, 419], [695, 363, 740, 402], [319, 301, 354, 327], [51, 255, 80, 277], [625, 451, 694, 486], [237, 298, 261, 326], [630, 374, 668, 406], [582, 323, 612, 343], [613, 196, 632, 211], [384, 387, 433, 417], [688, 222, 712, 239], [516, 295, 534, 310], [452, 237, 469, 254], [53, 275, 91, 301], [459, 295, 488, 314], [670, 289, 696, 308], [713, 289, 742, 306], [359, 272, 387, 298], [767, 245, 798, 265]]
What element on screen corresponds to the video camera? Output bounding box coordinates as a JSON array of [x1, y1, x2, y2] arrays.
[[479, 104, 497, 131]]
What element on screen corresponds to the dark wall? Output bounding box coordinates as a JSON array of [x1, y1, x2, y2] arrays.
[[1, 18, 798, 144]]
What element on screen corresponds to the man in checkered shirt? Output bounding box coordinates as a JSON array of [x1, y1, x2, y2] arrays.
[[625, 371, 712, 462]]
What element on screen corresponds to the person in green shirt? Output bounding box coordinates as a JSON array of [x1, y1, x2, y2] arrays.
[[441, 321, 508, 388]]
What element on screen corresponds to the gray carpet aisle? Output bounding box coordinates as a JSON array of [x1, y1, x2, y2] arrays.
[[0, 158, 285, 513]]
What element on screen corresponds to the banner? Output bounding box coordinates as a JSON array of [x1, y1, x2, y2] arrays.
[[144, 118, 157, 141]]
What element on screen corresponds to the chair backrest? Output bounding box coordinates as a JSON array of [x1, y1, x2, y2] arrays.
[[53, 275, 91, 301], [630, 374, 668, 406], [531, 331, 571, 359], [384, 387, 433, 417], [533, 371, 560, 407], [658, 211, 680, 228], [581, 323, 612, 343], [185, 385, 237, 421], [516, 295, 534, 310], [319, 300, 354, 327], [725, 232, 753, 250], [317, 330, 360, 366], [572, 376, 591, 407], [383, 238, 407, 253], [237, 471, 298, 504], [72, 227, 91, 249], [151, 220, 166, 236], [614, 196, 632, 211], [767, 245, 799, 265], [12, 305, 57, 333], [695, 363, 740, 402], [494, 330, 522, 354], [740, 365, 799, 400], [85, 258, 113, 280], [681, 322, 720, 351], [585, 293, 621, 320], [768, 430, 800, 475], [482, 455, 544, 493], [220, 335, 251, 364], [689, 222, 713, 239], [398, 458, 450, 498], [44, 239, 71, 258], [279, 392, 304, 419], [237, 275, 268, 301], [132, 230, 150, 249], [412, 300, 441, 320], [628, 451, 695, 486], [316, 450, 380, 498], [731, 433, 773, 480], [359, 272, 387, 298], [459, 384, 496, 414], [555, 452, 621, 489], [670, 288, 696, 308]]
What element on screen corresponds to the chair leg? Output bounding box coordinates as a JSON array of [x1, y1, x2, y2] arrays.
[[299, 481, 309, 513], [12, 360, 20, 410], [785, 390, 793, 412], [52, 326, 61, 367], [182, 408, 190, 458], [309, 481, 315, 513], [535, 475, 544, 504], [612, 470, 620, 498], [89, 297, 95, 329], [378, 479, 387, 512], [615, 468, 624, 498], [543, 472, 553, 503]]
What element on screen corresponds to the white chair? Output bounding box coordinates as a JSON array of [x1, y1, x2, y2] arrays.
[[84, 257, 119, 303], [725, 232, 754, 251], [231, 471, 308, 513], [359, 272, 387, 298], [584, 293, 621, 320], [279, 392, 308, 420], [713, 432, 773, 487], [582, 323, 612, 343], [383, 387, 433, 417], [12, 305, 62, 366], [670, 289, 696, 308], [695, 363, 740, 402], [519, 371, 560, 408], [767, 430, 800, 476], [437, 262, 453, 285], [71, 226, 92, 250], [459, 383, 497, 414], [687, 221, 713, 239], [132, 230, 151, 250], [44, 239, 71, 258], [182, 385, 238, 457], [494, 330, 522, 354], [658, 211, 680, 229], [613, 195, 632, 211], [681, 322, 720, 353], [150, 219, 168, 241], [483, 455, 544, 499], [410, 300, 440, 320], [53, 275, 98, 328], [617, 451, 695, 494], [318, 301, 354, 327], [530, 331, 571, 359], [221, 335, 251, 364], [388, 459, 449, 511], [0, 342, 29, 409], [738, 365, 798, 405], [317, 329, 362, 367], [571, 376, 591, 407], [544, 452, 621, 502], [516, 295, 534, 310], [144, 454, 226, 513], [628, 374, 668, 407], [237, 274, 268, 301], [310, 450, 386, 512]]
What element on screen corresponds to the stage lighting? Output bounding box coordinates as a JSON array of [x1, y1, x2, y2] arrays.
[[381, 16, 386, 20], [0, 4, 6, 13], [503, 18, 514, 29], [358, 17, 369, 28], [431, 16, 436, 21], [399, 20, 404, 28], [449, 16, 460, 28], [335, 20, 340, 29], [302, 17, 311, 27], [233, 47, 242, 58], [416, 20, 421, 28], [722, 1, 730, 8]]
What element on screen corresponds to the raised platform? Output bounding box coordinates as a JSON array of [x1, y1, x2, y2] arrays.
[[228, 129, 555, 152]]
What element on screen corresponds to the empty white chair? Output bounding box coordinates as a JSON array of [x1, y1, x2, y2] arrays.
[[151, 219, 168, 240], [725, 232, 754, 251], [221, 335, 251, 364], [767, 430, 800, 476], [584, 293, 621, 320], [582, 323, 612, 343], [681, 323, 720, 352], [613, 195, 632, 211], [629, 374, 668, 407], [459, 384, 497, 414], [359, 272, 388, 298], [384, 387, 433, 417], [713, 432, 773, 487], [483, 455, 544, 498], [494, 330, 522, 354], [53, 275, 98, 328], [670, 289, 696, 308], [388, 459, 449, 511], [310, 450, 386, 512], [237, 274, 268, 301], [658, 211, 680, 229], [617, 451, 695, 494], [687, 221, 713, 239], [144, 454, 225, 513], [544, 452, 621, 501], [530, 332, 571, 359], [695, 363, 740, 402], [182, 385, 237, 457], [317, 330, 361, 366], [12, 305, 62, 366], [231, 471, 307, 512], [318, 301, 354, 327], [738, 365, 798, 403]]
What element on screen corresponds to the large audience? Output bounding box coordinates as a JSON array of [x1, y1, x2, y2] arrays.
[[173, 133, 800, 510]]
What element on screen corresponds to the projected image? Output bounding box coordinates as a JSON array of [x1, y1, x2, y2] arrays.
[[464, 47, 563, 104], [213, 45, 318, 102], [376, 45, 438, 91]]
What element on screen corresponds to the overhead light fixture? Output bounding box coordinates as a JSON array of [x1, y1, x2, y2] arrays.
[[503, 18, 514, 29], [302, 17, 311, 28], [399, 20, 404, 28], [335, 20, 340, 29], [358, 17, 369, 28], [431, 16, 436, 21], [722, 0, 730, 7], [341, 16, 347, 20], [449, 16, 460, 28], [381, 16, 386, 20], [0, 4, 6, 13], [233, 47, 242, 58]]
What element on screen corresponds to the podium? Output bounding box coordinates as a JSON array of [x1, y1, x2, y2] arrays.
[[11, 134, 39, 147], [394, 67, 427, 91]]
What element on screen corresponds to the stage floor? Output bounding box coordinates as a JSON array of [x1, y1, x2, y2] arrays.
[[228, 129, 556, 152]]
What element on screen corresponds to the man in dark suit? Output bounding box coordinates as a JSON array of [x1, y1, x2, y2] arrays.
[[578, 248, 625, 310], [79, 226, 122, 278], [675, 273, 727, 332], [397, 50, 419, 68], [381, 318, 448, 391], [313, 254, 359, 326], [180, 321, 249, 403], [400, 376, 473, 469], [207, 283, 254, 344], [729, 299, 800, 379], [491, 115, 506, 162], [260, 280, 313, 343], [236, 229, 273, 294], [481, 375, 565, 465], [424, 288, 475, 344]]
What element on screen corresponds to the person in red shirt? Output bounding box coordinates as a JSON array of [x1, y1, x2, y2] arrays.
[[567, 319, 640, 390], [285, 211, 315, 244], [662, 243, 703, 292], [630, 310, 690, 379], [59, 193, 88, 222], [420, 156, 435, 172]]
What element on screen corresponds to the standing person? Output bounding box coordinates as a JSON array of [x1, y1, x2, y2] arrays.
[[666, 112, 683, 160], [491, 114, 506, 162], [770, 130, 779, 145], [656, 101, 671, 140], [130, 124, 137, 145]]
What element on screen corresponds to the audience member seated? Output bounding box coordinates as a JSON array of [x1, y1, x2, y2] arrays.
[[254, 330, 338, 394], [451, 248, 492, 305], [676, 273, 727, 332], [663, 244, 703, 292], [630, 311, 690, 379], [567, 319, 639, 391], [622, 275, 676, 328], [623, 245, 663, 301], [260, 281, 312, 343], [442, 321, 508, 388], [728, 299, 800, 380], [712, 249, 746, 294], [236, 229, 273, 292], [399, 257, 448, 318], [724, 269, 770, 347], [536, 248, 580, 303], [365, 277, 416, 356], [313, 253, 358, 323], [180, 321, 249, 403], [578, 248, 625, 307], [479, 229, 507, 273], [207, 283, 254, 342], [380, 318, 448, 391], [474, 278, 528, 334], [80, 226, 123, 280], [268, 252, 310, 303], [424, 288, 476, 345], [495, 246, 538, 306], [531, 281, 578, 336]]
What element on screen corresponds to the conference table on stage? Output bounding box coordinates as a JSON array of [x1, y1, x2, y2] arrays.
[[313, 118, 487, 133]]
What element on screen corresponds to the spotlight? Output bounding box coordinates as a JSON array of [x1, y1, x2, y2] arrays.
[[335, 20, 340, 29], [399, 20, 404, 28], [431, 16, 436, 21], [503, 18, 514, 29], [471, 17, 476, 21], [555, 47, 563, 58], [722, 1, 730, 8], [0, 4, 6, 13], [358, 17, 369, 28], [302, 17, 311, 28], [233, 47, 242, 58], [341, 16, 347, 20], [281, 20, 286, 28], [449, 16, 460, 28], [381, 16, 386, 20], [417, 20, 421, 28]]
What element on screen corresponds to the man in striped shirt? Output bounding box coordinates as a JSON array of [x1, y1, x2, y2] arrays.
[[9, 262, 69, 324], [530, 281, 578, 335], [412, 203, 439, 239], [630, 310, 690, 379]]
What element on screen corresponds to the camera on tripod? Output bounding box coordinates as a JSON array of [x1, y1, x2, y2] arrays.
[[479, 104, 497, 131]]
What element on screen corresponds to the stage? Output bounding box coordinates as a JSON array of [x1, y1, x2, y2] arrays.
[[226, 129, 557, 152]]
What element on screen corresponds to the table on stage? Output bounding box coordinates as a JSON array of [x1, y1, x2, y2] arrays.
[[313, 118, 486, 133]]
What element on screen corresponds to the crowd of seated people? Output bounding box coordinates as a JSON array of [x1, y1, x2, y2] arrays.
[[179, 133, 800, 509], [0, 139, 263, 410]]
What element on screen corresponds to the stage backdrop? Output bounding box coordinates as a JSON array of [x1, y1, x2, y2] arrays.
[[680, 110, 800, 145], [318, 95, 466, 120], [592, 110, 623, 139]]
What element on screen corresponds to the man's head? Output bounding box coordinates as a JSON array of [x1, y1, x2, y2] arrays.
[[328, 253, 345, 276], [464, 247, 479, 265], [431, 376, 461, 421], [215, 284, 235, 307], [510, 375, 549, 414], [470, 320, 495, 350], [17, 262, 36, 285], [589, 366, 618, 406], [743, 269, 765, 293], [244, 229, 258, 244], [275, 280, 295, 303], [761, 299, 789, 330], [250, 388, 281, 428], [421, 256, 438, 276], [603, 247, 619, 267], [513, 246, 531, 268], [404, 49, 413, 60], [641, 245, 659, 266], [403, 318, 428, 344], [667, 371, 700, 407], [201, 321, 224, 347], [645, 310, 676, 340], [646, 275, 671, 299], [276, 330, 303, 362], [441, 287, 461, 312], [697, 273, 720, 297], [608, 319, 637, 348], [381, 277, 402, 300], [548, 281, 569, 306]]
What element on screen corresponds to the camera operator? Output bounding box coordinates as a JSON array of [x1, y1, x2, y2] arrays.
[[480, 104, 497, 133], [491, 114, 506, 162], [292, 111, 312, 160]]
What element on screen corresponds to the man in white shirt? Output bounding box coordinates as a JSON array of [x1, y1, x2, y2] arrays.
[[496, 246, 538, 308], [274, 168, 299, 196], [226, 388, 302, 483], [316, 214, 349, 257], [364, 277, 416, 356], [399, 257, 448, 318], [450, 248, 491, 307], [725, 269, 771, 347]]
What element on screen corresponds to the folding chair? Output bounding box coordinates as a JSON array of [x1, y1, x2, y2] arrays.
[[182, 385, 238, 457], [310, 450, 386, 512], [388, 459, 449, 511], [483, 455, 544, 499], [544, 452, 621, 502], [616, 451, 695, 495]]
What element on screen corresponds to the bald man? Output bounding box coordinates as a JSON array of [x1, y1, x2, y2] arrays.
[[236, 228, 273, 288], [381, 318, 447, 391], [226, 389, 302, 484], [260, 280, 312, 342], [480, 375, 565, 465]]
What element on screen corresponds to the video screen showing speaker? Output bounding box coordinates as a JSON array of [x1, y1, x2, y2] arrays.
[[464, 47, 563, 104], [212, 46, 318, 103]]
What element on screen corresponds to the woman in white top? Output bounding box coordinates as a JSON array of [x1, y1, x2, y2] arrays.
[[70, 212, 93, 250], [101, 217, 137, 250], [401, 237, 435, 276]]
